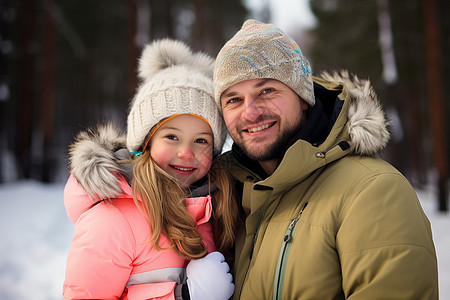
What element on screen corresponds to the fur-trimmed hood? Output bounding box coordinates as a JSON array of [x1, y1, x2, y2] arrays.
[[69, 123, 128, 199], [317, 70, 390, 156], [68, 70, 390, 200]]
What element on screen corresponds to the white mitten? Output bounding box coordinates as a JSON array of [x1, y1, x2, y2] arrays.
[[186, 252, 235, 300]]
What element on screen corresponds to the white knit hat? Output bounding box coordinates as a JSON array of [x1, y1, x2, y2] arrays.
[[214, 19, 315, 108], [127, 38, 227, 156]]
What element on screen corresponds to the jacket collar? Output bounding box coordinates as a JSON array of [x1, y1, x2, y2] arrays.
[[65, 174, 213, 225]]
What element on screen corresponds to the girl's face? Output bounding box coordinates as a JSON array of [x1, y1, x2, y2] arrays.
[[150, 114, 214, 188]]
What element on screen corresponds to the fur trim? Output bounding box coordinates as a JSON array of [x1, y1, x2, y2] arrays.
[[319, 70, 390, 156], [138, 38, 214, 83], [69, 123, 126, 199]]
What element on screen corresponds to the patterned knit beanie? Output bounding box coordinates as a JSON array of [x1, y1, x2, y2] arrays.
[[214, 19, 315, 108], [127, 38, 227, 156]]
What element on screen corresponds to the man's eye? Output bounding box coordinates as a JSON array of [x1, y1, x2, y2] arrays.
[[227, 98, 241, 104], [261, 88, 273, 94]]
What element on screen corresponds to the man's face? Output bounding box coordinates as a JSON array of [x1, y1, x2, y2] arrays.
[[220, 78, 308, 161]]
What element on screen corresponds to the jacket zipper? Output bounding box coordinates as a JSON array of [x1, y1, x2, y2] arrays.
[[249, 206, 265, 260], [273, 202, 308, 300]]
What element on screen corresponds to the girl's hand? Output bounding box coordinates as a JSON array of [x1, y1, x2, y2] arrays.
[[186, 252, 234, 300]]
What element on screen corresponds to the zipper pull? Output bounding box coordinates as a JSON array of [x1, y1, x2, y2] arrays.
[[283, 220, 296, 243], [283, 202, 308, 243]]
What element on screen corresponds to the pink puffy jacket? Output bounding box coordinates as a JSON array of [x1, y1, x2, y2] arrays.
[[63, 174, 216, 300]]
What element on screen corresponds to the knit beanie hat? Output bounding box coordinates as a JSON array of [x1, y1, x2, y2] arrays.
[[127, 38, 227, 156], [214, 19, 315, 108]]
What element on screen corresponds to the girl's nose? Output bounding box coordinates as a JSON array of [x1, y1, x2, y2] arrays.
[[177, 145, 195, 160]]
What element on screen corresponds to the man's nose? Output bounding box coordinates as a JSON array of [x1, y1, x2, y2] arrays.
[[241, 97, 263, 121]]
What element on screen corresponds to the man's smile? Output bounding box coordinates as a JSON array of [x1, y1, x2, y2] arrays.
[[244, 121, 276, 133]]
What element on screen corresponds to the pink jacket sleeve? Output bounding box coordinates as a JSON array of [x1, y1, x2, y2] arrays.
[[63, 201, 135, 299]]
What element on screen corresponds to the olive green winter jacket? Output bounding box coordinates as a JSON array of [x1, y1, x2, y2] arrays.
[[219, 71, 438, 300]]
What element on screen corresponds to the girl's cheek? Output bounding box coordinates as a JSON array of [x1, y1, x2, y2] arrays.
[[201, 154, 213, 171]]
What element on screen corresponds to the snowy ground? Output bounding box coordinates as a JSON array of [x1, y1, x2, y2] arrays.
[[0, 180, 448, 299]]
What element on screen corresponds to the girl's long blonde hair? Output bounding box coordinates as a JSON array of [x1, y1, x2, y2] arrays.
[[131, 150, 238, 260]]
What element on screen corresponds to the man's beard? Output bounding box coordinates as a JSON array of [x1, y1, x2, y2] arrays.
[[237, 118, 301, 162]]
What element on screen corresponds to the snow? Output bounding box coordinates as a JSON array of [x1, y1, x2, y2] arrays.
[[0, 180, 448, 299], [0, 181, 72, 300]]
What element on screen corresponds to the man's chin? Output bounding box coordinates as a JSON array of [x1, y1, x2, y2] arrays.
[[236, 121, 299, 161], [241, 143, 282, 162]]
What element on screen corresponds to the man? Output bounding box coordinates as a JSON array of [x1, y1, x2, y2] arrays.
[[214, 19, 438, 299]]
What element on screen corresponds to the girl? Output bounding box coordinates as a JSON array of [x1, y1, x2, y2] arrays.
[[63, 39, 238, 300]]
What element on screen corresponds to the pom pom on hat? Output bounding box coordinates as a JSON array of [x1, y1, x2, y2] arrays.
[[138, 39, 214, 83], [127, 38, 227, 156], [214, 19, 315, 109]]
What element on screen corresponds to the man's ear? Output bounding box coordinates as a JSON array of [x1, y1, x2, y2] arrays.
[[300, 98, 309, 111]]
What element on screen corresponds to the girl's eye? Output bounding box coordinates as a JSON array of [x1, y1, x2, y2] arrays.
[[195, 138, 208, 144], [165, 135, 178, 140]]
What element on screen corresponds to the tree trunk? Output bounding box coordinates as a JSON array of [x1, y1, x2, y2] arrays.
[[127, 0, 138, 100], [40, 0, 56, 182], [423, 0, 448, 211], [17, 0, 36, 179]]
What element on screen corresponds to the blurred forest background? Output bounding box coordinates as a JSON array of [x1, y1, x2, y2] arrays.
[[0, 0, 449, 211]]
